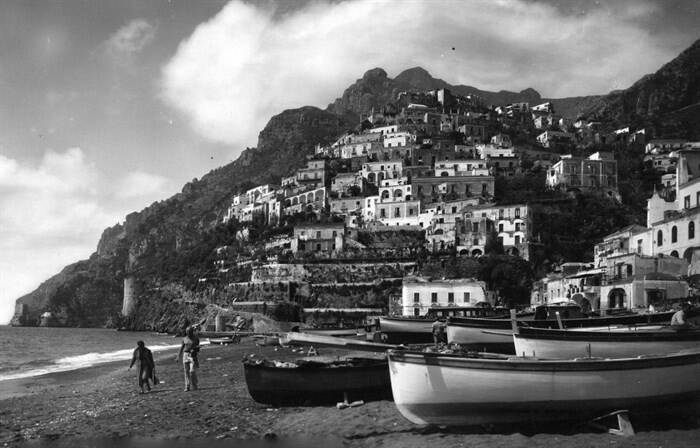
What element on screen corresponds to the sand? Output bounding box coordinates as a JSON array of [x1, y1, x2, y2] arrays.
[[2, 339, 700, 447]]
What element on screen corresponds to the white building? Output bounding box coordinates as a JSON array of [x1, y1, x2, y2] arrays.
[[383, 131, 415, 148], [434, 160, 489, 177], [401, 277, 489, 316], [361, 160, 403, 184]]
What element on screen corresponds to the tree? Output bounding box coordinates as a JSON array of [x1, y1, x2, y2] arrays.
[[478, 255, 534, 306]]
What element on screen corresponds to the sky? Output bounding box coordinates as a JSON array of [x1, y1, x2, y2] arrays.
[[0, 0, 698, 324]]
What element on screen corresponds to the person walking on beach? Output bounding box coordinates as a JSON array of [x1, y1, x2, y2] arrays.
[[176, 325, 200, 391], [129, 340, 155, 394]]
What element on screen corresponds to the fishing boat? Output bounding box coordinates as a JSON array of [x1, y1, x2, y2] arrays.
[[296, 326, 367, 339], [387, 348, 700, 426], [379, 306, 508, 344], [243, 354, 391, 406], [513, 325, 700, 359], [446, 306, 676, 348]]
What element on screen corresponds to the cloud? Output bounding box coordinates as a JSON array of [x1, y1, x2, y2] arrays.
[[0, 149, 171, 323], [115, 171, 171, 200], [161, 0, 685, 151], [103, 19, 156, 64]]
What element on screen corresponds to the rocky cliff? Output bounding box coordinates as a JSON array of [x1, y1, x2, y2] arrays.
[[582, 38, 700, 137], [13, 106, 353, 329]]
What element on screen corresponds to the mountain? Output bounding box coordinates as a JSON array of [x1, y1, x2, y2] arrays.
[[328, 66, 600, 119], [582, 38, 700, 137]]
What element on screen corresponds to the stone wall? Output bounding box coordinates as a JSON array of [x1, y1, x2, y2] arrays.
[[252, 262, 417, 283]]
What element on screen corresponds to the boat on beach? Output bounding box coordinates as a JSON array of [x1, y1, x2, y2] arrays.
[[243, 354, 391, 406], [513, 325, 700, 358], [446, 307, 676, 348], [387, 348, 700, 426], [380, 306, 508, 344]]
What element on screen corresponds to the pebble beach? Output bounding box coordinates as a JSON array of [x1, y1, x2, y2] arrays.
[[2, 338, 700, 447]]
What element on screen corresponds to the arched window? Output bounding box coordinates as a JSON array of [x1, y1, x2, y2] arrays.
[[672, 226, 678, 243], [690, 221, 695, 239], [671, 250, 679, 258], [657, 230, 663, 246]]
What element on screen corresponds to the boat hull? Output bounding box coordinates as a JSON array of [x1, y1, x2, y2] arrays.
[[244, 358, 392, 406], [378, 317, 434, 344], [388, 350, 700, 426], [446, 311, 676, 346], [514, 327, 700, 359]]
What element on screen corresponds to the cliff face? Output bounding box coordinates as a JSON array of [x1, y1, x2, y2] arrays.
[[582, 38, 700, 136], [13, 106, 353, 329]]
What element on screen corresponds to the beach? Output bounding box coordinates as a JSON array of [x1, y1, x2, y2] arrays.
[[2, 339, 700, 447]]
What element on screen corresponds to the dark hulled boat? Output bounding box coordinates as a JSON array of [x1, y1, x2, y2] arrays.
[[243, 355, 392, 406]]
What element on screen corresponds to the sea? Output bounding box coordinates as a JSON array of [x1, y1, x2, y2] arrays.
[[0, 326, 182, 382]]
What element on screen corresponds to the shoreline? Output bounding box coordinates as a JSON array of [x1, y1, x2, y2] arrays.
[[3, 339, 700, 447]]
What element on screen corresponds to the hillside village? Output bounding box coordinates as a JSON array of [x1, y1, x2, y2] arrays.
[[162, 86, 700, 324], [10, 36, 700, 330]]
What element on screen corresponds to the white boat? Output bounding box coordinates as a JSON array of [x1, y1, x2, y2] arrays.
[[513, 326, 700, 359], [446, 309, 676, 347], [387, 349, 700, 426], [380, 306, 507, 344]]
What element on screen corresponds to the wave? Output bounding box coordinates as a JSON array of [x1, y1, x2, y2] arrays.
[[0, 343, 183, 382]]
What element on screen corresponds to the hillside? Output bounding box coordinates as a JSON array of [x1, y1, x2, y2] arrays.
[[11, 37, 700, 328], [582, 38, 700, 137]]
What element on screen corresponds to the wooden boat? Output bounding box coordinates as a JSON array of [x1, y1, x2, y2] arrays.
[[446, 308, 676, 348], [379, 306, 508, 344], [280, 331, 398, 353], [513, 325, 700, 359], [387, 348, 700, 426], [209, 336, 239, 345], [298, 327, 367, 339], [243, 355, 392, 406]]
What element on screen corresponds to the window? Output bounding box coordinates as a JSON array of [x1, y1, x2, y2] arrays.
[[637, 239, 643, 254], [672, 226, 678, 243], [499, 209, 504, 219], [515, 223, 521, 231], [409, 208, 415, 216], [394, 207, 400, 218], [463, 292, 470, 302], [316, 231, 321, 239], [431, 292, 438, 303], [332, 231, 337, 238], [473, 238, 479, 245], [380, 209, 386, 218], [515, 208, 521, 218], [657, 230, 663, 246], [685, 196, 691, 209], [690, 222, 696, 239], [413, 292, 420, 303], [515, 235, 521, 245], [452, 207, 457, 213], [498, 223, 504, 232], [472, 222, 479, 232], [448, 293, 454, 304], [316, 243, 321, 251]]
